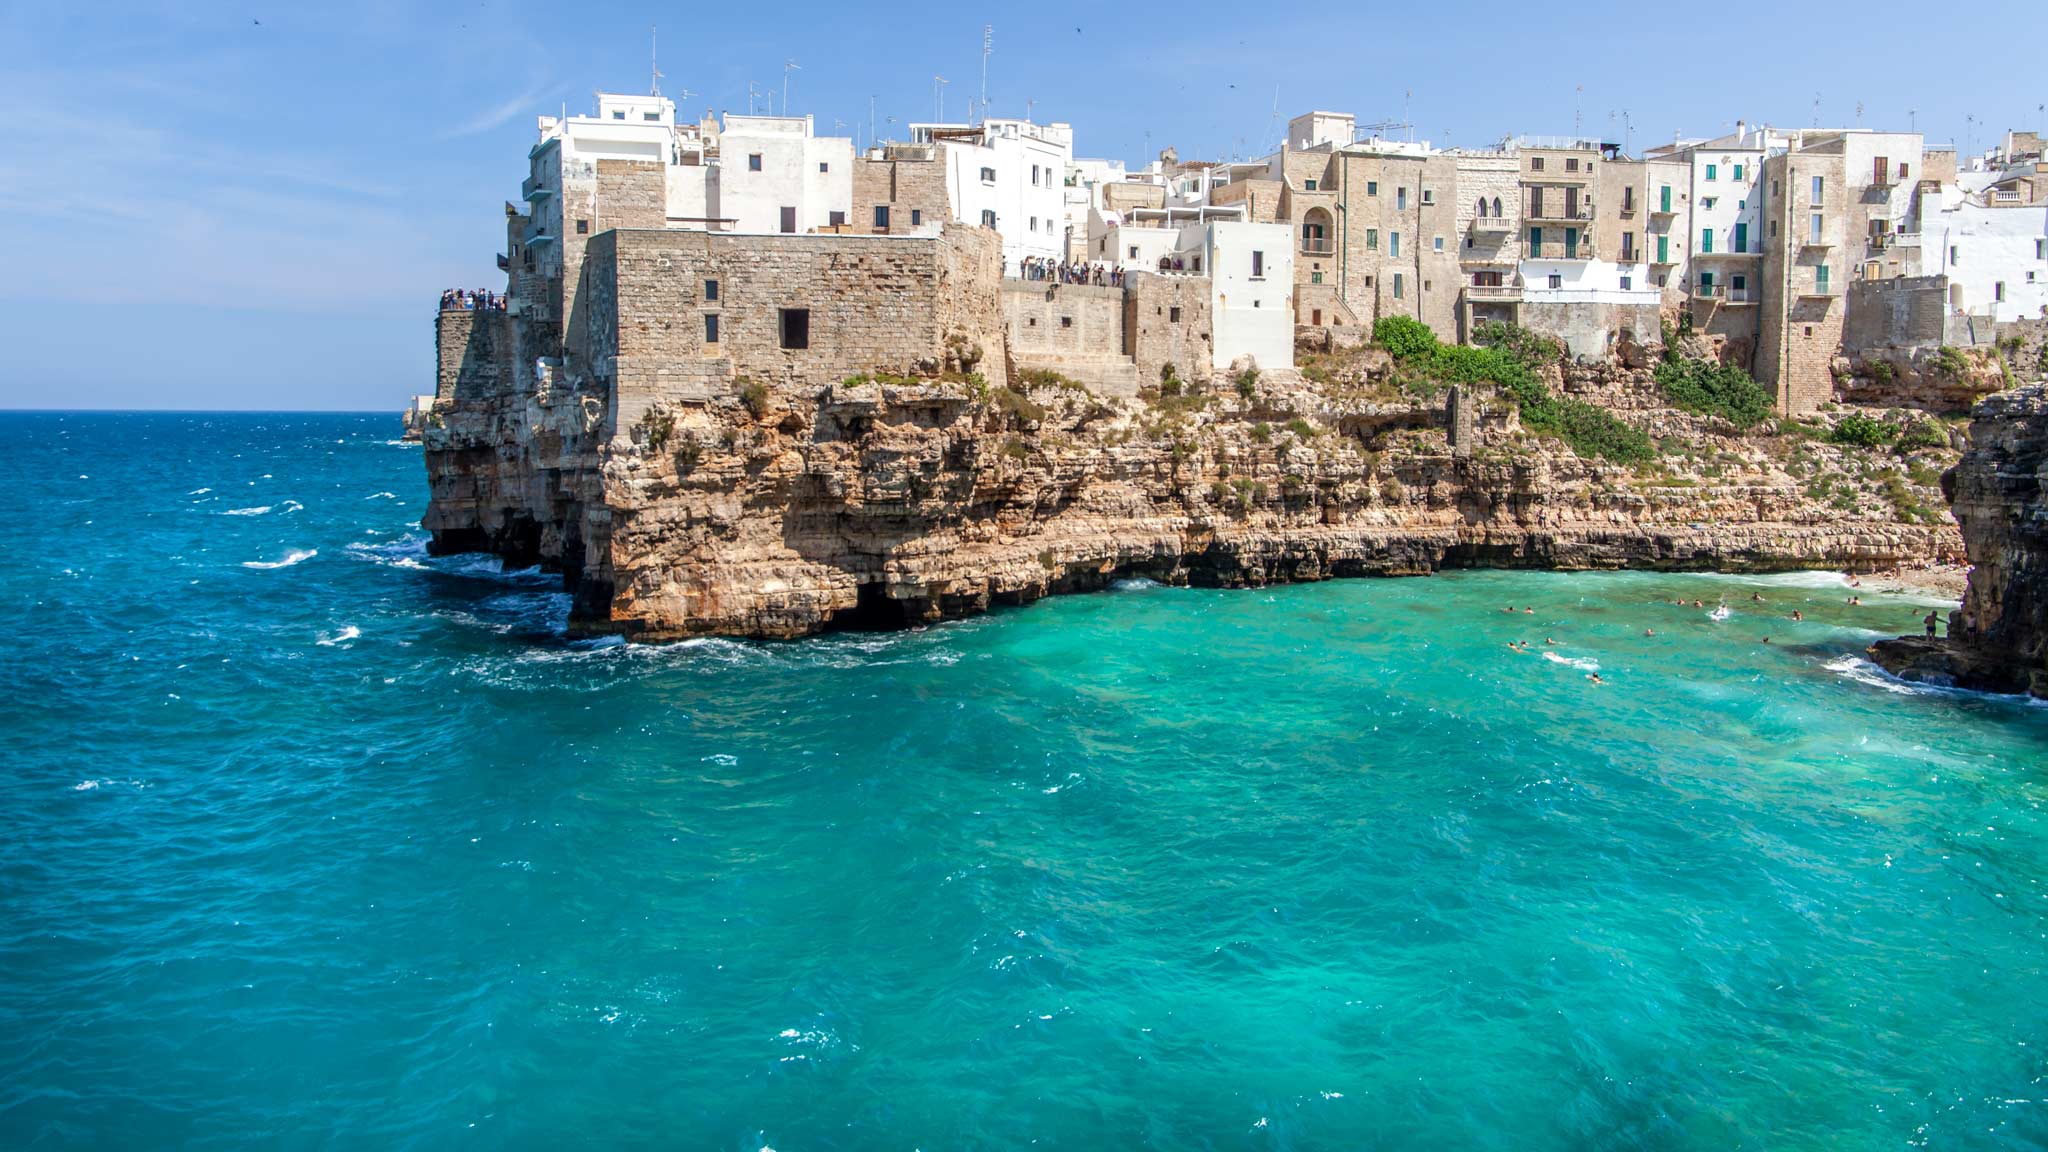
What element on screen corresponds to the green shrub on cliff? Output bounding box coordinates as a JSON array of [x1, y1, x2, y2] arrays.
[[1653, 356, 1774, 429], [1893, 420, 1948, 454], [988, 386, 1047, 424], [1831, 412, 1897, 448], [1931, 345, 1970, 379], [738, 379, 771, 418], [1372, 315, 1438, 360]]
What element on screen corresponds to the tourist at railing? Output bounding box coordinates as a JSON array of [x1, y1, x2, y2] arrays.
[[439, 289, 508, 312], [1012, 257, 1124, 288]]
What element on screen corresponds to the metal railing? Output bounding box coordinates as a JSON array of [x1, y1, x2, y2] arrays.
[[1300, 238, 1334, 255]]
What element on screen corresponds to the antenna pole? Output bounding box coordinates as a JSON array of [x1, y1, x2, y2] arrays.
[[981, 25, 992, 117]]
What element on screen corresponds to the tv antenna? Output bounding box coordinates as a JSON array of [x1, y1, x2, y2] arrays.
[[783, 60, 800, 116], [981, 25, 993, 116], [649, 25, 662, 96], [933, 75, 949, 122]]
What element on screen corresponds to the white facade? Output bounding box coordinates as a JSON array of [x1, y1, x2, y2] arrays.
[[714, 115, 854, 235], [916, 118, 1074, 274], [1913, 178, 2048, 322], [1519, 259, 1662, 305], [1192, 221, 1294, 371], [1065, 156, 1128, 259], [1683, 132, 1769, 302]]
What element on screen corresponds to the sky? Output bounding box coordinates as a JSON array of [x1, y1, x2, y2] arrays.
[[2, 0, 2044, 411]]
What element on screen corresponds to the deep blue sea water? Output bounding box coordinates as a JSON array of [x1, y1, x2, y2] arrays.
[[3, 411, 2046, 1150]]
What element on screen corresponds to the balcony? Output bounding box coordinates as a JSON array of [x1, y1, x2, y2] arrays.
[[1469, 215, 1514, 234], [1696, 248, 1762, 260], [1300, 238, 1334, 256], [1694, 285, 1759, 304], [1800, 236, 1834, 250], [1525, 205, 1594, 223], [1615, 249, 1640, 264], [1526, 244, 1593, 261], [521, 174, 554, 202], [521, 219, 555, 247], [1466, 283, 1523, 302], [496, 254, 510, 271], [1650, 202, 1677, 217]]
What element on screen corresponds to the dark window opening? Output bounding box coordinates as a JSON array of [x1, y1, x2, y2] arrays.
[[705, 279, 719, 301], [874, 205, 891, 228], [780, 308, 810, 349], [704, 314, 720, 343], [1168, 306, 1181, 322], [828, 210, 846, 227], [910, 209, 922, 226], [576, 219, 589, 235], [748, 154, 763, 171]]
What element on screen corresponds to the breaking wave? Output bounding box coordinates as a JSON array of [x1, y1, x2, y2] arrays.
[[242, 549, 317, 570], [222, 505, 272, 516]]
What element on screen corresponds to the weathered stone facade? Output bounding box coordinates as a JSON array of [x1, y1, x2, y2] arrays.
[[850, 146, 949, 235]]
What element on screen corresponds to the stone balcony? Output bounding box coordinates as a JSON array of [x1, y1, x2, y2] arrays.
[[1469, 215, 1514, 233], [1465, 283, 1523, 301]]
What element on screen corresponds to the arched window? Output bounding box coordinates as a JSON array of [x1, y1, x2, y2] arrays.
[[1476, 196, 1489, 218], [1492, 196, 1503, 217]]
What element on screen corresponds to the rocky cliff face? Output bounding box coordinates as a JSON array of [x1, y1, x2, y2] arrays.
[[1873, 383, 2048, 697], [424, 342, 1963, 640]]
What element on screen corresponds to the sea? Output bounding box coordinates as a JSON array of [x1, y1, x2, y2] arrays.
[[2, 411, 2045, 1150]]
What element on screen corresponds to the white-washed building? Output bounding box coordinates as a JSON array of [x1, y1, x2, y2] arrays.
[[913, 118, 1073, 275], [713, 114, 855, 235]]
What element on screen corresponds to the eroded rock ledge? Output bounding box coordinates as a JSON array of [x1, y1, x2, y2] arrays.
[[425, 346, 1962, 641], [1871, 384, 2048, 698]]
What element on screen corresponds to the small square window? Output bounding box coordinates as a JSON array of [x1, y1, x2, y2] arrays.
[[1433, 236, 1444, 252], [1060, 316, 1072, 329], [910, 209, 922, 226], [1367, 181, 1379, 196], [748, 154, 763, 171], [874, 205, 890, 229], [828, 210, 846, 227], [1566, 158, 1579, 172], [1169, 306, 1182, 322], [819, 162, 829, 173], [779, 308, 809, 350], [980, 167, 996, 183], [612, 110, 625, 120], [1548, 274, 1562, 289], [1530, 158, 1545, 172], [704, 314, 720, 343], [576, 219, 589, 235], [1305, 178, 1318, 191], [705, 279, 719, 301], [1620, 275, 1633, 290]]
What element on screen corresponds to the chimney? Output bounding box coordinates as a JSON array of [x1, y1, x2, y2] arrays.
[[1736, 119, 1748, 144]]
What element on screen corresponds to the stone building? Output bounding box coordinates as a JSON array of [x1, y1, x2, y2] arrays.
[[1452, 151, 1522, 335], [851, 143, 949, 236]]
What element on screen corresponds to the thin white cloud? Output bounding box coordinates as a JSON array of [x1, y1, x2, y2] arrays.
[[438, 83, 560, 140]]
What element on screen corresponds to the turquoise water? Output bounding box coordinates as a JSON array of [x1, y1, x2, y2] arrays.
[[3, 412, 2047, 1150]]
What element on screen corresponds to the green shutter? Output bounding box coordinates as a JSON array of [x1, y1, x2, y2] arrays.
[[1700, 228, 1713, 254], [1657, 234, 1669, 262], [1660, 185, 1671, 213], [1529, 226, 1542, 253], [1733, 222, 1747, 253]]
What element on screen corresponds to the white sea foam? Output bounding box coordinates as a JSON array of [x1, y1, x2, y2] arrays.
[[189, 487, 212, 495], [1708, 605, 1733, 621], [1542, 651, 1599, 672], [1113, 577, 1162, 591], [1824, 654, 1931, 696], [242, 548, 317, 570], [366, 491, 398, 500], [73, 779, 147, 792], [280, 500, 303, 514], [222, 505, 272, 516], [317, 625, 361, 646]]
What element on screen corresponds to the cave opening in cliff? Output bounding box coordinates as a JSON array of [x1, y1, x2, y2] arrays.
[[835, 580, 911, 632]]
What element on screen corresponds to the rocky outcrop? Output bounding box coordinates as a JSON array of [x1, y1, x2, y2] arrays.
[[1836, 345, 2015, 414], [425, 339, 1964, 639], [1871, 383, 2048, 697]]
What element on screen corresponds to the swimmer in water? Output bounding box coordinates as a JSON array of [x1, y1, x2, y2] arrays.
[[1587, 672, 1604, 684], [1751, 592, 1765, 602], [1524, 607, 1535, 614], [1545, 637, 1558, 645], [1645, 628, 1656, 636], [1761, 636, 1771, 644], [1693, 599, 1705, 609], [1848, 596, 1862, 606], [1791, 609, 1804, 621]]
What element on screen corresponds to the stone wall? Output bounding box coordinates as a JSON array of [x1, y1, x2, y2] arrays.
[[1004, 282, 1123, 358], [851, 153, 949, 235], [595, 159, 667, 230], [1126, 273, 1214, 387], [1844, 275, 1949, 354], [582, 226, 1009, 427], [434, 307, 516, 404], [1518, 300, 1664, 360]]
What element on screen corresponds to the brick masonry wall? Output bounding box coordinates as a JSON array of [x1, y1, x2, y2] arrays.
[[1845, 276, 1950, 354], [1005, 282, 1124, 359], [435, 307, 517, 404]]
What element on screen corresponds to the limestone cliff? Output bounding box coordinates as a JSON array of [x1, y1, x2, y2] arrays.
[[1872, 383, 2048, 697], [424, 336, 1963, 640]]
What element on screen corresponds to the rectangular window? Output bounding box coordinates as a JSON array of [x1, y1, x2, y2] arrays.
[[2037, 240, 2046, 260], [1700, 227, 1713, 254], [1392, 273, 1404, 298], [1816, 265, 1830, 293], [1657, 234, 1669, 263], [1397, 187, 1408, 209], [1367, 180, 1379, 196], [1059, 316, 1072, 329], [1547, 273, 1562, 289], [1169, 306, 1182, 322], [874, 205, 890, 228], [1706, 163, 1718, 181], [1031, 164, 1040, 184], [1366, 228, 1379, 250], [1251, 250, 1265, 278], [1128, 245, 1138, 258], [1659, 185, 1671, 212], [1733, 164, 1744, 182], [1619, 275, 1632, 290], [576, 219, 589, 235], [1530, 158, 1544, 172], [980, 209, 996, 227], [1529, 226, 1543, 252], [1811, 175, 1824, 203], [1566, 157, 1579, 172], [910, 209, 922, 226], [1305, 178, 1318, 191], [1390, 231, 1401, 257], [1433, 236, 1444, 252], [1810, 214, 1823, 243], [1029, 216, 1038, 231], [749, 154, 763, 171], [819, 162, 830, 173], [613, 110, 625, 120], [1996, 281, 2007, 302], [779, 308, 810, 349], [1623, 187, 1635, 212], [704, 313, 719, 343], [705, 279, 719, 301], [828, 210, 846, 227], [1421, 188, 1434, 205], [980, 167, 996, 183], [780, 206, 797, 234], [1732, 274, 1747, 293], [644, 112, 659, 122]]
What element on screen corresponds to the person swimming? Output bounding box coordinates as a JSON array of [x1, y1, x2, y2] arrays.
[[1791, 609, 1804, 621], [1751, 592, 1766, 602], [1587, 672, 1604, 684], [1644, 628, 1656, 636], [1545, 637, 1558, 645], [1524, 607, 1535, 614]]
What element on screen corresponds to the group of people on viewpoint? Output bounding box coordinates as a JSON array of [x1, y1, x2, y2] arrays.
[[441, 289, 506, 312], [1015, 257, 1125, 288]]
